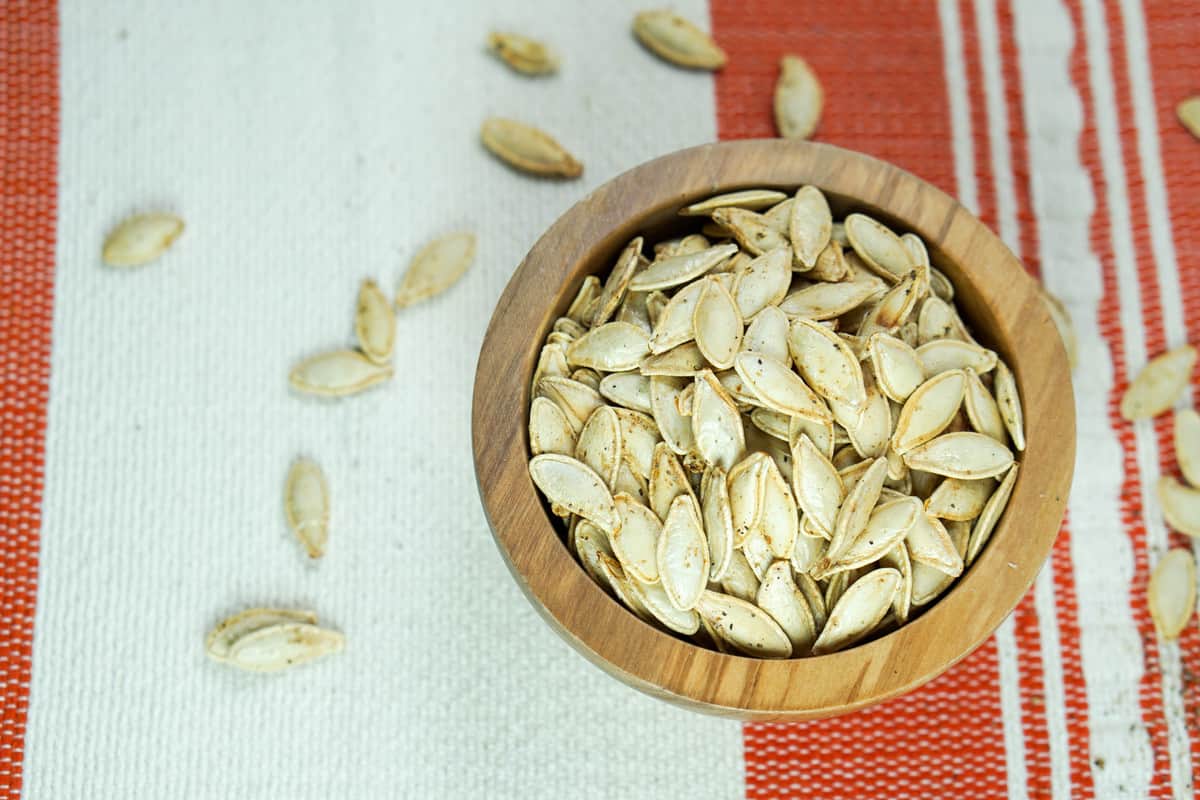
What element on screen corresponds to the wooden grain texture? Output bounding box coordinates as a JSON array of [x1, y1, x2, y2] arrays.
[[471, 140, 1075, 720]]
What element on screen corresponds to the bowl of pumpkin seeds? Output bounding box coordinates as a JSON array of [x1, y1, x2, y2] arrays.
[[473, 140, 1074, 718]]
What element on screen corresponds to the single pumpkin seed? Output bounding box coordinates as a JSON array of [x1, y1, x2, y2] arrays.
[[599, 372, 653, 414], [963, 368, 1007, 443], [529, 396, 577, 456], [480, 117, 582, 178], [879, 544, 913, 624], [657, 495, 710, 610], [891, 369, 966, 454], [1157, 475, 1200, 538], [917, 295, 970, 345], [612, 408, 660, 477], [592, 237, 644, 326], [537, 376, 604, 433], [632, 10, 727, 70], [627, 575, 701, 634], [789, 185, 832, 268], [906, 511, 964, 576], [575, 406, 624, 489], [780, 279, 880, 320], [693, 277, 743, 369], [611, 493, 663, 584], [732, 246, 792, 319], [289, 350, 394, 397], [844, 213, 910, 282], [773, 54, 822, 140], [225, 622, 344, 673], [567, 322, 650, 371], [965, 463, 1019, 564], [734, 351, 831, 422], [284, 458, 330, 559], [742, 305, 791, 365], [993, 360, 1026, 451], [757, 560, 818, 654], [755, 456, 799, 558], [918, 341, 995, 382], [789, 317, 868, 410], [1175, 409, 1200, 488], [903, 432, 1013, 479], [650, 376, 696, 455], [630, 243, 739, 293], [701, 466, 735, 581], [486, 31, 559, 75], [691, 370, 745, 471], [395, 231, 477, 308], [680, 189, 788, 216], [711, 207, 790, 256], [641, 341, 707, 377], [792, 434, 844, 538], [354, 278, 394, 364], [812, 239, 851, 282], [815, 497, 920, 577], [869, 332, 925, 403], [1149, 548, 1197, 640], [828, 457, 888, 561], [102, 212, 184, 267], [695, 590, 792, 658], [206, 608, 318, 663], [528, 453, 620, 534], [811, 568, 900, 655], [649, 442, 697, 521], [856, 272, 922, 340], [566, 276, 601, 325], [924, 476, 992, 522], [1120, 344, 1197, 420]]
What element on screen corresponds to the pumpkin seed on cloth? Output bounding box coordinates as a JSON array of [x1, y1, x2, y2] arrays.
[[395, 231, 476, 308], [1120, 344, 1197, 420], [525, 185, 1026, 656], [206, 608, 317, 663], [102, 212, 184, 267], [486, 31, 559, 75], [209, 613, 344, 673], [480, 117, 582, 178], [284, 458, 330, 559], [354, 278, 395, 364], [774, 55, 822, 140], [1149, 548, 1197, 640], [290, 350, 393, 397], [632, 10, 726, 70], [1174, 408, 1200, 488]]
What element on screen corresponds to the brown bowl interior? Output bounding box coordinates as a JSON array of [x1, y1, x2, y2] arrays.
[[472, 139, 1074, 720]]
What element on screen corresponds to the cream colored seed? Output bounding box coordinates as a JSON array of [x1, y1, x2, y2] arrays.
[[290, 350, 393, 397], [284, 458, 330, 559], [1120, 345, 1197, 421], [486, 31, 559, 75], [102, 212, 184, 267], [223, 622, 344, 673], [395, 232, 476, 308], [354, 278, 395, 364], [774, 55, 822, 140], [206, 608, 317, 663], [680, 189, 788, 216], [632, 10, 727, 70], [480, 117, 582, 178], [1149, 548, 1197, 640]]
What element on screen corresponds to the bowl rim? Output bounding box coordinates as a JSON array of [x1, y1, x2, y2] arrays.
[[472, 139, 1075, 720]]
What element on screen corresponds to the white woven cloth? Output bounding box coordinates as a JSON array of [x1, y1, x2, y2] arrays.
[[25, 1, 743, 796]]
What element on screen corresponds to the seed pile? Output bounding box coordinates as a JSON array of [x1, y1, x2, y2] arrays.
[[527, 185, 1026, 658]]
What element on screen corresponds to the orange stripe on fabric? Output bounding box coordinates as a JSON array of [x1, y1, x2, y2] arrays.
[[1063, 0, 1174, 794], [709, 2, 1008, 796], [1139, 0, 1200, 782], [0, 1, 58, 795], [994, 0, 1095, 794]]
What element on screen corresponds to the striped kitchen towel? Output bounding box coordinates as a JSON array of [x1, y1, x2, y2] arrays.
[[0, 0, 1196, 796]]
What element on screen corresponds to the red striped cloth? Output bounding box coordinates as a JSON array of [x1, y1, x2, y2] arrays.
[[2, 0, 1199, 796]]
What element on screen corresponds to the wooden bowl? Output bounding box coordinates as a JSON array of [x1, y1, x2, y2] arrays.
[[472, 140, 1074, 720]]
